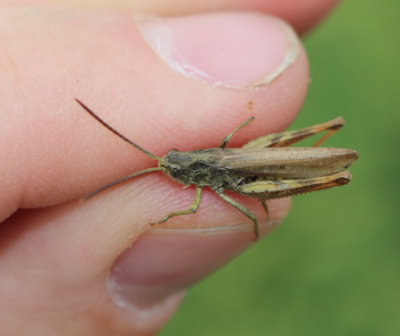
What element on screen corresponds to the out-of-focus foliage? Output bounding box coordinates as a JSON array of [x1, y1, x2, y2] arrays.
[[160, 0, 400, 335]]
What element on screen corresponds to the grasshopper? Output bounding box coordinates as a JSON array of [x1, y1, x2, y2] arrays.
[[76, 99, 358, 239]]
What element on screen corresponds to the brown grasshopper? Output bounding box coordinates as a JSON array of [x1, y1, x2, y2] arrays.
[[76, 99, 358, 239]]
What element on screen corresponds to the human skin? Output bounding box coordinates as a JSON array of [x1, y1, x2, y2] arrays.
[[0, 0, 341, 335]]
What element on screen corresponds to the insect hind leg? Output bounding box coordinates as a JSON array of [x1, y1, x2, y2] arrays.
[[261, 200, 269, 222], [312, 129, 339, 147], [243, 116, 344, 149]]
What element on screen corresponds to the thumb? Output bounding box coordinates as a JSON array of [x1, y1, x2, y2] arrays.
[[0, 8, 307, 335]]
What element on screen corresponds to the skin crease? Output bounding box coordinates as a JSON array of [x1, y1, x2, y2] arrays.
[[0, 1, 341, 335]]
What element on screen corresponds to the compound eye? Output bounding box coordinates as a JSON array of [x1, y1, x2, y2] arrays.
[[170, 166, 181, 178]]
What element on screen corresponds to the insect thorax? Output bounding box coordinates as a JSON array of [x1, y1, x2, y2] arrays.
[[161, 148, 245, 189]]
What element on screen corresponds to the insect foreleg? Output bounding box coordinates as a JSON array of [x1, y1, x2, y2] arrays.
[[150, 187, 203, 225], [219, 116, 254, 149], [214, 190, 259, 239]]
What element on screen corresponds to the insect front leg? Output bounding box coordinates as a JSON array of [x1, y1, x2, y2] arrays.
[[213, 188, 260, 239], [150, 187, 203, 225]]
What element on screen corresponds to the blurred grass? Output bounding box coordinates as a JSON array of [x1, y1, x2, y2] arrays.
[[159, 0, 400, 335]]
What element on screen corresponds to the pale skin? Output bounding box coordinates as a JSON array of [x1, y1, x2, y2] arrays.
[[0, 0, 342, 335]]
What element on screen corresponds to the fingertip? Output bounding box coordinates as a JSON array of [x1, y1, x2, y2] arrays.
[[138, 12, 300, 87]]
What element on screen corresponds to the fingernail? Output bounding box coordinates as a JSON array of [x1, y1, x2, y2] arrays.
[[137, 12, 299, 87], [108, 220, 281, 317]]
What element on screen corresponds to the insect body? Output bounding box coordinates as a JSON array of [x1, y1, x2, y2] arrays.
[[76, 99, 358, 239]]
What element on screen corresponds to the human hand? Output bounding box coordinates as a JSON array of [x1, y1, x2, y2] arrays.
[[0, 0, 340, 334]]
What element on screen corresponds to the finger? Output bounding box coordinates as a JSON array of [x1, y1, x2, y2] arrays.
[[0, 9, 307, 220], [2, 0, 341, 34], [0, 9, 308, 334]]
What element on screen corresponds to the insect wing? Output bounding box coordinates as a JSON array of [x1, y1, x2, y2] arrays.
[[219, 147, 358, 179]]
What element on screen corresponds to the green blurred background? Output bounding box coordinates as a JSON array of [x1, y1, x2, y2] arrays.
[[160, 0, 400, 335]]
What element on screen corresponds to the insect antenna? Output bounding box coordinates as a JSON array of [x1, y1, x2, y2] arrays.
[[83, 167, 161, 200], [75, 99, 160, 161]]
